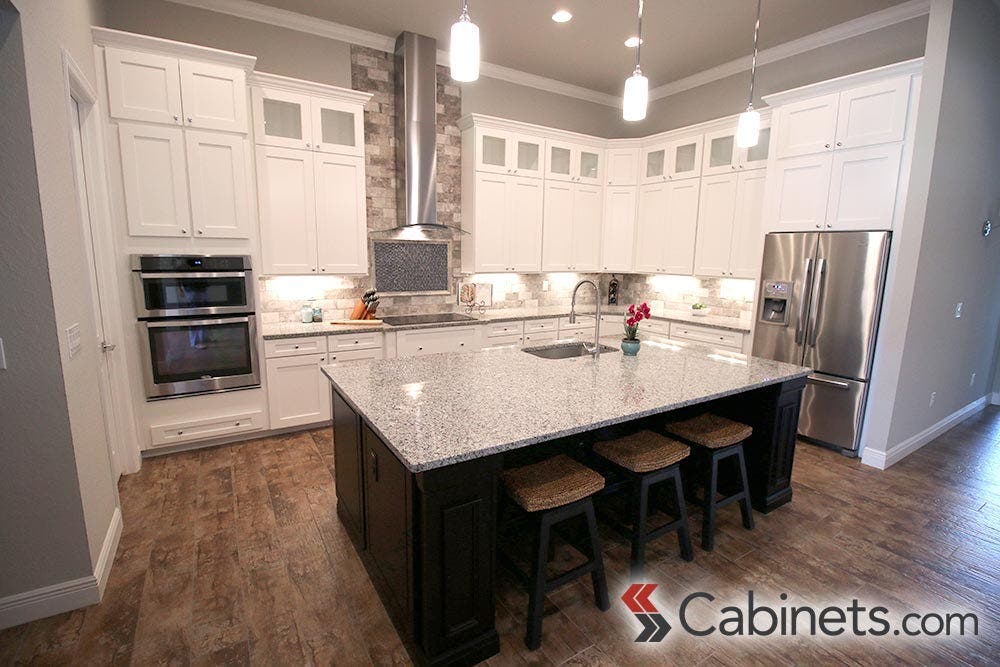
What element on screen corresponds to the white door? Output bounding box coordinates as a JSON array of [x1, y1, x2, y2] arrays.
[[729, 170, 767, 279], [773, 92, 839, 158], [572, 184, 603, 271], [662, 179, 701, 275], [252, 87, 312, 150], [640, 145, 668, 185], [702, 129, 737, 176], [601, 187, 636, 272], [576, 146, 603, 185], [694, 174, 739, 277], [473, 172, 510, 272], [606, 148, 638, 186], [118, 123, 191, 237], [507, 176, 544, 272], [739, 125, 772, 170], [765, 153, 833, 232], [667, 135, 703, 180], [315, 153, 368, 273], [542, 180, 574, 271], [178, 59, 248, 133], [266, 353, 331, 428], [105, 47, 182, 126], [184, 131, 251, 238], [511, 134, 545, 178], [545, 141, 575, 182], [835, 76, 910, 150], [474, 128, 511, 175], [634, 183, 668, 273], [311, 97, 364, 156], [257, 145, 317, 274], [825, 143, 903, 231]]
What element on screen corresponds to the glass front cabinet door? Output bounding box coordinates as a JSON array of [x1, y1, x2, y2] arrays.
[[667, 135, 703, 180], [312, 98, 364, 156], [252, 88, 312, 150], [641, 145, 667, 184], [577, 147, 603, 184]]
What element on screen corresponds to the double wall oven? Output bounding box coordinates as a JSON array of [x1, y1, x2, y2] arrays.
[[132, 255, 260, 399]]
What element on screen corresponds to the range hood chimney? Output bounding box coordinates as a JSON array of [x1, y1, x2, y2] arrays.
[[374, 32, 464, 240]]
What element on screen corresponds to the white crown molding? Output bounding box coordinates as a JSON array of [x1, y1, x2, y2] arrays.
[[250, 71, 374, 104], [763, 57, 923, 107], [649, 0, 931, 101], [91, 26, 257, 70], [161, 0, 929, 109]]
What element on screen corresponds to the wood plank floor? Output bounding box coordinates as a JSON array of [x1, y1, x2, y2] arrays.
[[2, 408, 999, 665]]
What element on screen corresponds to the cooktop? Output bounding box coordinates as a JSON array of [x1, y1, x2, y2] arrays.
[[381, 313, 478, 326]]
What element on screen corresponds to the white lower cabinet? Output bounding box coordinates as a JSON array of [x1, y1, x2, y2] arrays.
[[669, 323, 743, 351], [396, 327, 478, 358], [635, 180, 701, 275], [265, 352, 331, 428]]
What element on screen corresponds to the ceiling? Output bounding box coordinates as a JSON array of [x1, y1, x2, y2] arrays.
[[250, 0, 913, 95]]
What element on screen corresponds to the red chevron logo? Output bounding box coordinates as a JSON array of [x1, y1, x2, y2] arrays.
[[621, 583, 658, 613]]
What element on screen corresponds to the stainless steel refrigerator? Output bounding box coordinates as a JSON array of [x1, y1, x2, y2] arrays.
[[752, 231, 891, 453]]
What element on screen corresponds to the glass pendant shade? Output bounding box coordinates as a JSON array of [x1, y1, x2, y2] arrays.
[[450, 15, 480, 82], [623, 69, 648, 121], [736, 107, 761, 148]]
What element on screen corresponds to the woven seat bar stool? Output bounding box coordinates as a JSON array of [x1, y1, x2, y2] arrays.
[[593, 430, 694, 575], [499, 454, 610, 650], [664, 413, 755, 551]]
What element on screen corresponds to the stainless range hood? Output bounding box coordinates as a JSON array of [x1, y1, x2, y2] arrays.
[[372, 31, 465, 240]]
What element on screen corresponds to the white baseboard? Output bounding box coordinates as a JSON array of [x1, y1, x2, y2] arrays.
[[0, 507, 122, 630], [991, 391, 999, 406], [861, 395, 990, 469]]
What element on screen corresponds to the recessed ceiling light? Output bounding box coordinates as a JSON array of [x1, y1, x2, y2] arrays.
[[624, 36, 643, 48], [552, 9, 573, 23]]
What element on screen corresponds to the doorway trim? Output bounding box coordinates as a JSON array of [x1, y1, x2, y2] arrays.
[[61, 47, 141, 475]]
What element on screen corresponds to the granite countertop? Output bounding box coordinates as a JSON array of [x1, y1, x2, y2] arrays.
[[322, 339, 810, 472], [262, 306, 753, 340]]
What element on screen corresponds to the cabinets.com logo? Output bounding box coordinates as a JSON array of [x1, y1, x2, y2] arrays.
[[621, 584, 980, 641]]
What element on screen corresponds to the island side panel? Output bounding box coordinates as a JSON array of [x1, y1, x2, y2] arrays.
[[717, 376, 807, 513], [332, 388, 365, 547]]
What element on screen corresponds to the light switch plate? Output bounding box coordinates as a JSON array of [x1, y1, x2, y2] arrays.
[[66, 323, 82, 358]]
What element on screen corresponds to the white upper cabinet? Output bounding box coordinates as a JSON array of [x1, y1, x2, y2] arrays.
[[468, 173, 544, 273], [694, 170, 766, 278], [252, 87, 312, 150], [601, 187, 637, 272], [605, 148, 639, 186], [311, 97, 365, 156], [252, 82, 368, 156], [542, 181, 602, 272], [834, 76, 910, 150], [773, 93, 839, 159], [545, 141, 603, 183], [825, 143, 903, 231], [119, 123, 190, 237], [571, 184, 603, 271], [184, 130, 251, 238], [702, 129, 738, 177], [667, 135, 703, 180], [741, 126, 772, 170], [315, 153, 368, 273], [765, 153, 833, 232], [105, 48, 248, 133], [729, 170, 767, 278], [641, 145, 667, 184], [634, 179, 700, 275], [473, 128, 545, 178], [634, 183, 669, 273], [257, 145, 317, 274], [506, 176, 546, 272], [106, 48, 183, 126]]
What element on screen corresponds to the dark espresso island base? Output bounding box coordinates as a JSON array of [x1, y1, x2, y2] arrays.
[[325, 344, 809, 665]]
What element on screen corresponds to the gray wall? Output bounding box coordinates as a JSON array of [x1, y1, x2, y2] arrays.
[[620, 16, 929, 137], [886, 0, 1000, 443], [1, 0, 116, 600]]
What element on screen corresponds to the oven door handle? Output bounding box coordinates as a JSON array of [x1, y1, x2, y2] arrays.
[[138, 271, 247, 280], [144, 315, 253, 328]]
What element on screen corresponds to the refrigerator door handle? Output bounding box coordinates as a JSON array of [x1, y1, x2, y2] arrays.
[[807, 375, 851, 390], [794, 257, 815, 344], [807, 258, 827, 347]]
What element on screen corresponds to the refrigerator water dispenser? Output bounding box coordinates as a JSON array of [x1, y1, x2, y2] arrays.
[[760, 281, 792, 325]]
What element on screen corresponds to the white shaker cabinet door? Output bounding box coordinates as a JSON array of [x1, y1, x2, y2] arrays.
[[773, 93, 839, 159], [694, 174, 739, 278], [119, 123, 191, 237], [315, 153, 368, 274], [825, 143, 903, 231], [266, 353, 330, 428], [184, 130, 251, 238], [600, 187, 637, 272], [572, 184, 604, 272], [178, 60, 248, 133], [541, 180, 575, 272], [257, 145, 317, 274], [729, 170, 767, 279], [311, 97, 365, 156], [634, 183, 669, 273], [765, 153, 833, 232], [507, 176, 545, 272], [834, 76, 910, 150], [472, 173, 509, 272], [605, 148, 639, 186], [105, 48, 183, 126], [661, 179, 701, 275], [252, 87, 313, 150]]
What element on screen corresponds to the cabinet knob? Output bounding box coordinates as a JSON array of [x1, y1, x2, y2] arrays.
[[234, 421, 241, 426], [815, 224, 822, 228], [197, 229, 204, 235], [826, 223, 832, 228], [173, 115, 179, 122], [513, 169, 518, 174], [177, 430, 184, 435], [294, 345, 300, 349], [836, 141, 843, 147], [459, 342, 465, 346], [306, 143, 311, 148], [825, 143, 831, 148], [731, 165, 736, 170], [417, 346, 423, 351], [311, 267, 316, 272], [186, 117, 193, 124], [181, 228, 188, 234]]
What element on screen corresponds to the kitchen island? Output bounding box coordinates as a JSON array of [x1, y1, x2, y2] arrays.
[[323, 341, 810, 665]]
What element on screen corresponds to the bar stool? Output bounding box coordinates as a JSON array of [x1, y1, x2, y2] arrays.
[[664, 414, 755, 551], [593, 430, 694, 575], [499, 454, 610, 650]]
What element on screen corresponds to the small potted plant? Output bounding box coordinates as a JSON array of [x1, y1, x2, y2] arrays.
[[621, 302, 651, 356], [691, 302, 711, 317]]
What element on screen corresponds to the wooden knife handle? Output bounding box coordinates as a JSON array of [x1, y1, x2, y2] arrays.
[[349, 299, 367, 320]]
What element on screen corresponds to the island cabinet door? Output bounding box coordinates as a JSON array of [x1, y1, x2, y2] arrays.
[[332, 389, 364, 547]]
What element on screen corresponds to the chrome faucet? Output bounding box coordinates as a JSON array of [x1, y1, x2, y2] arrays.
[[569, 279, 602, 357]]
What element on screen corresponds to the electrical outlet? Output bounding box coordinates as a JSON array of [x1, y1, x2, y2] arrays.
[[970, 372, 976, 387], [954, 302, 963, 318], [929, 391, 937, 407], [542, 280, 550, 292]]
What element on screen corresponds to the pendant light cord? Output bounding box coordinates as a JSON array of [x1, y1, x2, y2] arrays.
[[635, 0, 644, 72], [747, 0, 761, 109]]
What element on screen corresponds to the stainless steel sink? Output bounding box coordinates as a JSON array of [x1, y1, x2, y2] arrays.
[[522, 342, 618, 359]]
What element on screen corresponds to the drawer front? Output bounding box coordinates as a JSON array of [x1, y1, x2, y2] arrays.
[[397, 326, 477, 357], [524, 318, 558, 333], [264, 335, 327, 358], [481, 333, 523, 350], [558, 316, 596, 332], [328, 347, 384, 364], [150, 410, 263, 447], [644, 318, 671, 336], [329, 331, 384, 351], [669, 322, 743, 349], [485, 321, 524, 338], [522, 330, 559, 345]]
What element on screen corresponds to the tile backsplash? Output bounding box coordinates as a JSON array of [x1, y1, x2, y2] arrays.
[[618, 274, 756, 319]]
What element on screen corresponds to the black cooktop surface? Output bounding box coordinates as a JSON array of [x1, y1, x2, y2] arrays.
[[381, 313, 477, 326]]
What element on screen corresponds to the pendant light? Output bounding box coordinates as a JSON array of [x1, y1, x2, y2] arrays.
[[450, 0, 480, 82], [736, 0, 763, 148], [622, 0, 648, 121]]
